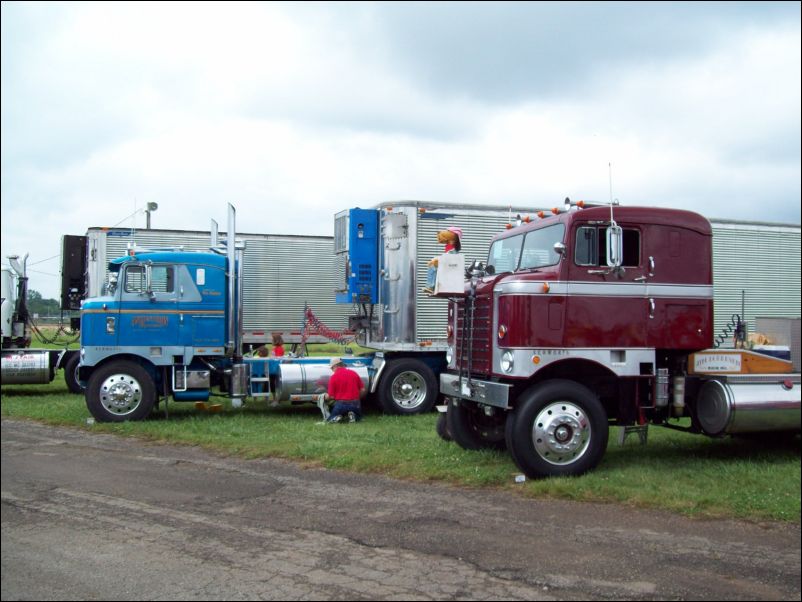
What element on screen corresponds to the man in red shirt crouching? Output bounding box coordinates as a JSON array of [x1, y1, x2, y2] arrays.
[[325, 357, 365, 423]]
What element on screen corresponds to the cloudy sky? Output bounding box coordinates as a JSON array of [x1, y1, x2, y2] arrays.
[[2, 1, 800, 299]]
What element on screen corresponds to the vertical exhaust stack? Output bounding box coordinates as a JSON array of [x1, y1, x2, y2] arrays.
[[210, 219, 219, 249], [226, 204, 237, 358], [226, 203, 249, 406]]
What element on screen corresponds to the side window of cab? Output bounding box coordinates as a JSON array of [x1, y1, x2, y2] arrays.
[[122, 264, 175, 297], [574, 226, 640, 267]]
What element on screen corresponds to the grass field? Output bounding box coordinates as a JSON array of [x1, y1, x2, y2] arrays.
[[2, 376, 799, 523]]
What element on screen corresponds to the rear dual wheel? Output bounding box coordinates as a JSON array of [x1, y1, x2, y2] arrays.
[[63, 352, 83, 394], [377, 359, 437, 415], [446, 398, 507, 451]]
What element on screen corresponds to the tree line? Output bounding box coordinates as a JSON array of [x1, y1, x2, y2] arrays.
[[26, 290, 61, 317]]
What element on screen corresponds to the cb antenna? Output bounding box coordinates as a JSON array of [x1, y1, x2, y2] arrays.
[[608, 162, 616, 225]]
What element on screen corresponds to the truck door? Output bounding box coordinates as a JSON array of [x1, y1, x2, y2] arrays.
[[178, 264, 226, 349], [117, 263, 179, 349], [566, 224, 648, 348]]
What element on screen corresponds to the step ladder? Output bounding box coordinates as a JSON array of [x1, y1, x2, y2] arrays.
[[249, 377, 272, 398]]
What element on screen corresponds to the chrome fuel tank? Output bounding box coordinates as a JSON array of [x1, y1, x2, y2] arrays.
[[1, 349, 56, 384], [696, 375, 801, 436], [274, 361, 370, 402]]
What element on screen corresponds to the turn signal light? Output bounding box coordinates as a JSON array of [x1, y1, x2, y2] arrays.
[[498, 324, 508, 339]]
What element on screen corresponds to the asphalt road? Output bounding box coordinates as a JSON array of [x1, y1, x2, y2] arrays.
[[2, 418, 800, 601]]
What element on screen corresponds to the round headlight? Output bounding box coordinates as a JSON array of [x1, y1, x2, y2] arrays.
[[500, 350, 514, 373]]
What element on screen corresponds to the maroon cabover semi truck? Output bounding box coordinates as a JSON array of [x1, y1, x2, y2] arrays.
[[439, 203, 800, 478]]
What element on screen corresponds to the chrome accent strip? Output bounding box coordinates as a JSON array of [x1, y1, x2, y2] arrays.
[[496, 280, 713, 299]]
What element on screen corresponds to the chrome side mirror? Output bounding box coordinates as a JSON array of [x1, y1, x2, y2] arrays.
[[606, 225, 623, 268]]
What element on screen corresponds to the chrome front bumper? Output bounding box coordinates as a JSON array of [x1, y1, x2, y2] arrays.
[[439, 372, 511, 409]]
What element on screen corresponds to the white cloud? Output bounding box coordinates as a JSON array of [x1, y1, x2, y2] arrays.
[[2, 2, 799, 300]]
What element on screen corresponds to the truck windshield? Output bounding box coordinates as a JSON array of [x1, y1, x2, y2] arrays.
[[519, 224, 565, 270], [488, 235, 523, 273], [487, 224, 565, 273]]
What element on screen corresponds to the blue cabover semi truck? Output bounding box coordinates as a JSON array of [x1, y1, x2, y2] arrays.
[[79, 202, 526, 421]]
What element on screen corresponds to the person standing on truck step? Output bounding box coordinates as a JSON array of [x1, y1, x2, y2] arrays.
[[324, 357, 364, 423]]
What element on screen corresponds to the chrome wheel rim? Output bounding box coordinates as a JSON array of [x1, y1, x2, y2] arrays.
[[391, 371, 427, 409], [532, 402, 591, 466], [99, 373, 143, 416]]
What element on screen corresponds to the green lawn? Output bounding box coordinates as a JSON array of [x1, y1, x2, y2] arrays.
[[2, 378, 799, 523]]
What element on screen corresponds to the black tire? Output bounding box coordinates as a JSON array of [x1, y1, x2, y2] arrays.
[[63, 352, 83, 394], [506, 380, 608, 478], [85, 360, 156, 422], [377, 359, 438, 414], [436, 411, 452, 442], [446, 398, 507, 451]]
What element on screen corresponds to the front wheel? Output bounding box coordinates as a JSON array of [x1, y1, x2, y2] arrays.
[[506, 380, 608, 478], [85, 360, 156, 422], [376, 359, 437, 414]]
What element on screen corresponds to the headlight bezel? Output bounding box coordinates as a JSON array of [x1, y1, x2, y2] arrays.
[[500, 350, 515, 373]]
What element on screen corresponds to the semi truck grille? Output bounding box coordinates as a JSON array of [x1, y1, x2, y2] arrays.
[[454, 294, 492, 375]]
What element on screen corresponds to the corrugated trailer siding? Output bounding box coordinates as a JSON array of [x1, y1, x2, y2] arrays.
[[93, 229, 350, 335], [243, 237, 347, 332], [415, 210, 520, 342], [711, 221, 801, 343]]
